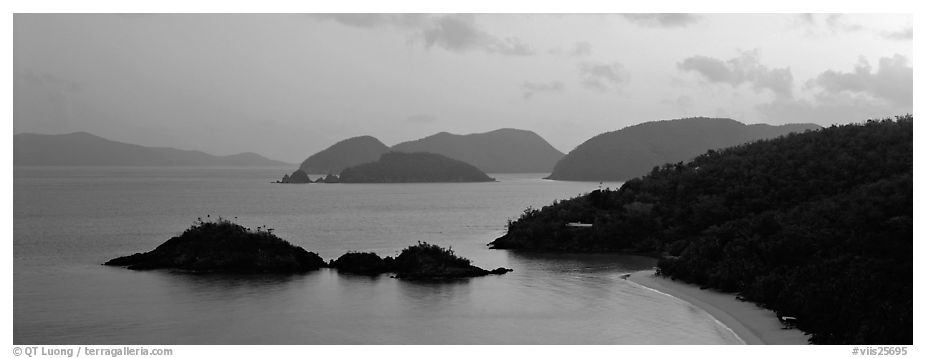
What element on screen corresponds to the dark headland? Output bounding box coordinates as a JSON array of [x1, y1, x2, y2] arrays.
[[491, 116, 912, 344]]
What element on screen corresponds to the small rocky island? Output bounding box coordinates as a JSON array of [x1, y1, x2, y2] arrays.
[[338, 152, 495, 183], [104, 217, 327, 273], [331, 242, 512, 280], [106, 219, 510, 280], [276, 169, 312, 183]]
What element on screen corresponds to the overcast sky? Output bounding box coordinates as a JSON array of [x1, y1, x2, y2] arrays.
[[14, 13, 912, 163]]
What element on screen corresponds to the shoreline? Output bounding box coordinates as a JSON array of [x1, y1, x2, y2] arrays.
[[627, 270, 809, 345]]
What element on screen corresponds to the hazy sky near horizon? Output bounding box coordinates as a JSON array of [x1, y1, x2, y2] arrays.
[[15, 13, 912, 163]]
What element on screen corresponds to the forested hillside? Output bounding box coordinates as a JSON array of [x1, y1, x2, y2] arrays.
[[491, 116, 912, 344]]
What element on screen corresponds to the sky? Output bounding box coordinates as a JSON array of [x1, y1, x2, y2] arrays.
[[14, 13, 913, 163]]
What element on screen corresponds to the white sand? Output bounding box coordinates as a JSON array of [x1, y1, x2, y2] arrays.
[[627, 270, 809, 345]]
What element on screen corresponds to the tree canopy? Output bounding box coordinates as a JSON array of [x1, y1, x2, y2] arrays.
[[492, 115, 912, 344]]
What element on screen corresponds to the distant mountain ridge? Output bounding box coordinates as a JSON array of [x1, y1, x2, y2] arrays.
[[390, 128, 565, 173], [14, 132, 290, 167], [546, 117, 821, 181], [297, 128, 564, 175], [299, 135, 390, 174]]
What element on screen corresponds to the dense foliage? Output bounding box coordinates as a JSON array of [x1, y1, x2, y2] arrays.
[[393, 242, 472, 271], [339, 152, 495, 183], [328, 243, 511, 279], [493, 116, 912, 344], [392, 242, 511, 280], [546, 117, 819, 181], [330, 251, 394, 275]]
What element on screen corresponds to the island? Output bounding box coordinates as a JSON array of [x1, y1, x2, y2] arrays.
[[276, 169, 312, 183], [338, 152, 495, 183], [299, 135, 390, 174], [297, 128, 565, 175], [491, 116, 912, 344], [104, 217, 327, 273], [329, 252, 394, 275], [105, 219, 511, 280], [330, 242, 512, 280]]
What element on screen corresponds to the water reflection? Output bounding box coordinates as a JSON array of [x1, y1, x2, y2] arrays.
[[504, 251, 657, 274], [327, 269, 388, 282], [395, 277, 474, 305]]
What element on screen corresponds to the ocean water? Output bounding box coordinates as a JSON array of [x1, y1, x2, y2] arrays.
[[13, 167, 742, 344]]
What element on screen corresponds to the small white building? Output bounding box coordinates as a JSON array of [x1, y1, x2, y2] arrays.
[[566, 222, 593, 228]]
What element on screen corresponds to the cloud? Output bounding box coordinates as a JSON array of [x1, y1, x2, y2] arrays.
[[16, 72, 82, 93], [421, 14, 486, 51], [421, 14, 535, 56], [577, 62, 629, 92], [310, 14, 425, 28], [312, 14, 536, 56], [757, 54, 912, 124], [808, 54, 912, 106], [795, 14, 866, 35], [678, 50, 793, 98], [488, 37, 535, 56], [571, 41, 592, 56], [622, 14, 699, 28], [881, 27, 912, 40], [796, 13, 815, 25], [549, 41, 592, 57], [406, 114, 438, 124], [522, 81, 565, 99], [663, 95, 694, 113], [756, 92, 903, 125], [824, 14, 864, 32]]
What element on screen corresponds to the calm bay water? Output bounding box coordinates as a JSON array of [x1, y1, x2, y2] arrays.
[[14, 167, 741, 344]]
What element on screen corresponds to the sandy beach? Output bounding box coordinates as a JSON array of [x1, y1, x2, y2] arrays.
[[627, 270, 809, 345]]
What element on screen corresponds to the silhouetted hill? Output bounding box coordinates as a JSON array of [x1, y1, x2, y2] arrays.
[[105, 217, 326, 273], [546, 118, 820, 181], [391, 128, 564, 173], [339, 152, 495, 183], [14, 132, 289, 167], [492, 116, 912, 344], [299, 135, 389, 174]]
